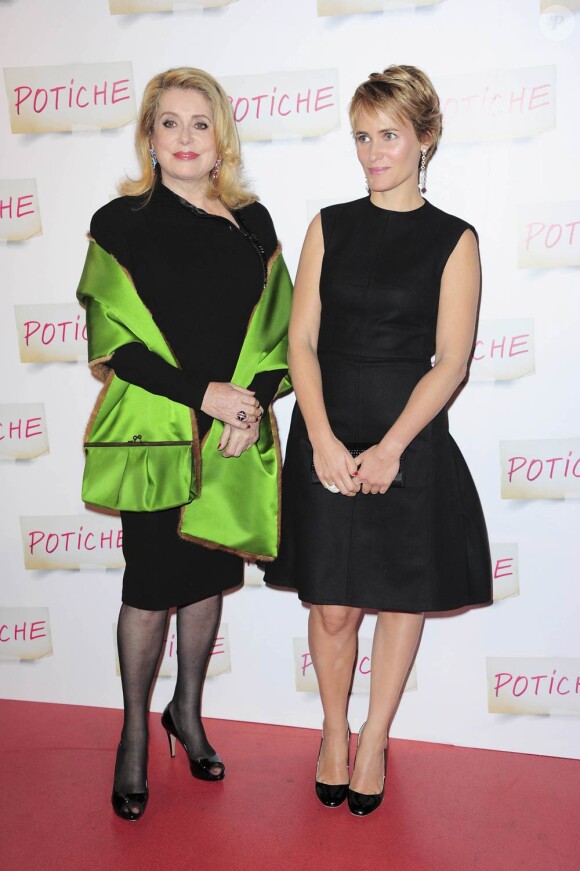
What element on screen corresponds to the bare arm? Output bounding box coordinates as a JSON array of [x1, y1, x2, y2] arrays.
[[357, 228, 481, 494], [288, 214, 359, 495]]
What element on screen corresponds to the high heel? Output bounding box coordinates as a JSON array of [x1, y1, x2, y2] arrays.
[[161, 705, 225, 781], [111, 742, 148, 822], [315, 727, 350, 808], [347, 723, 386, 817]]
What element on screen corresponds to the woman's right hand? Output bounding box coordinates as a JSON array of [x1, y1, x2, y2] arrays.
[[201, 382, 261, 428], [312, 435, 360, 497]]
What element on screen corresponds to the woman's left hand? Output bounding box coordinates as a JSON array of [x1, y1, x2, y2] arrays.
[[356, 444, 402, 495], [218, 418, 261, 458]]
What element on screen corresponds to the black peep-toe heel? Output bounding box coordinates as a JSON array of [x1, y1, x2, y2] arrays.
[[161, 705, 225, 782], [111, 786, 149, 821], [111, 742, 149, 822]]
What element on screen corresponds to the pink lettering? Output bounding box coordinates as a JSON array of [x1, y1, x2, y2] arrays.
[[29, 531, 45, 554], [111, 79, 130, 104], [493, 558, 513, 580], [526, 459, 543, 481], [232, 97, 249, 122], [513, 676, 528, 697], [315, 86, 334, 112], [278, 93, 291, 116], [509, 334, 529, 357], [557, 677, 569, 695], [13, 85, 32, 115], [212, 636, 225, 656], [530, 674, 547, 695], [251, 93, 268, 118], [545, 223, 562, 249], [358, 655, 371, 675], [93, 82, 107, 105], [23, 321, 41, 345], [76, 86, 89, 109], [49, 85, 66, 110], [45, 533, 59, 554], [29, 620, 47, 641], [490, 336, 506, 358], [494, 672, 513, 696], [41, 324, 56, 345], [524, 222, 545, 250], [0, 198, 14, 219], [528, 84, 551, 111], [9, 420, 22, 439], [301, 652, 313, 676], [507, 457, 526, 483], [509, 87, 525, 112], [33, 89, 48, 114], [566, 220, 580, 245], [296, 89, 311, 113], [545, 457, 563, 478], [16, 195, 34, 218]]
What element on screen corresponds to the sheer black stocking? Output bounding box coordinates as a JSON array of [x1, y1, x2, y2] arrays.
[[114, 603, 168, 813], [167, 594, 223, 773]]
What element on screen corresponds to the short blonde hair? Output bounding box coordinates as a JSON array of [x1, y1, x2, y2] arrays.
[[349, 65, 442, 163], [119, 67, 256, 209]]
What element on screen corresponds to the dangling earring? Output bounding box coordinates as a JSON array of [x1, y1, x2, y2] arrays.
[[211, 157, 223, 180], [149, 145, 158, 170], [419, 147, 428, 194]]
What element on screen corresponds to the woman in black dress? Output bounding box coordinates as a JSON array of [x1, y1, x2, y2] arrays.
[[265, 66, 491, 816], [81, 68, 287, 821]]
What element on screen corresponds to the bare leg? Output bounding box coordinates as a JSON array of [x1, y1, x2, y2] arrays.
[[114, 604, 169, 814], [350, 610, 424, 794], [308, 604, 362, 784], [167, 594, 223, 775]]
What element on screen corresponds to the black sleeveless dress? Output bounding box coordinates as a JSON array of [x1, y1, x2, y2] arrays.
[[264, 197, 492, 612]]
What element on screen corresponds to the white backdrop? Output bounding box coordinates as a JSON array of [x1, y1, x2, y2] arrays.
[[1, 0, 579, 760]]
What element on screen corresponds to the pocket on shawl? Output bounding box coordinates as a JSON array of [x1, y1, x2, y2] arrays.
[[82, 435, 197, 511]]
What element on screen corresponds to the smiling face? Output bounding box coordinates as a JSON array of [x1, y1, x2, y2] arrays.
[[354, 107, 427, 204], [150, 87, 218, 199]]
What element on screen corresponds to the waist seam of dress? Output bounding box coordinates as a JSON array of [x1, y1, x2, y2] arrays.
[[319, 352, 432, 363]]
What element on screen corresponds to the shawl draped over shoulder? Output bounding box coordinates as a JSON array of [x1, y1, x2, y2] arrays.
[[77, 239, 292, 561]]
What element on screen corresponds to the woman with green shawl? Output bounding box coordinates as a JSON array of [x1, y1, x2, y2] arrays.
[[77, 68, 291, 822]]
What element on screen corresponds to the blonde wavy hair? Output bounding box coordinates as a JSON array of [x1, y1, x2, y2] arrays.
[[119, 67, 256, 209], [349, 65, 442, 166]]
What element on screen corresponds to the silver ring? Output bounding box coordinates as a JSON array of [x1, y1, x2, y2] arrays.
[[236, 410, 247, 421], [324, 483, 340, 494]]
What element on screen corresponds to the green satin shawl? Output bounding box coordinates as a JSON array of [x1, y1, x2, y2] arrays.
[[77, 239, 292, 560]]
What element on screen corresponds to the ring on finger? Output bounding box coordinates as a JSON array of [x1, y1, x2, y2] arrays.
[[236, 410, 247, 421], [324, 483, 340, 494]]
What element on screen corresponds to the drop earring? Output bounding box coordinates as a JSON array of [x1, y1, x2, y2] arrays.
[[149, 145, 158, 170], [211, 157, 223, 180], [419, 147, 427, 194]]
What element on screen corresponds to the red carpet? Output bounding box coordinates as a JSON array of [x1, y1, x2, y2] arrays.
[[1, 700, 578, 870]]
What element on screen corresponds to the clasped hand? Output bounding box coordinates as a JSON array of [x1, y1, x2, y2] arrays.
[[201, 382, 263, 458], [313, 437, 401, 496], [355, 444, 401, 495]]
